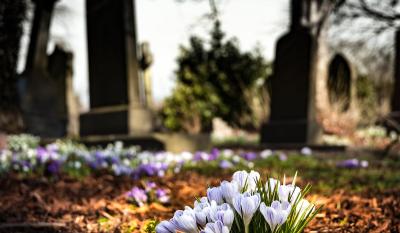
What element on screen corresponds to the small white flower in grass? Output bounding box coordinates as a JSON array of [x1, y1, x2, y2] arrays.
[[155, 220, 176, 233], [232, 170, 260, 192], [200, 220, 230, 233], [233, 192, 261, 229], [207, 186, 224, 204], [222, 149, 234, 157], [232, 155, 241, 163], [171, 207, 198, 233], [260, 149, 273, 159], [74, 161, 82, 169], [279, 153, 287, 161], [220, 180, 239, 205], [278, 184, 301, 204], [260, 200, 291, 232], [247, 162, 254, 168], [301, 147, 312, 156], [361, 160, 369, 168]]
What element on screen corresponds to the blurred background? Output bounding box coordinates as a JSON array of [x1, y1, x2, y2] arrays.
[[1, 0, 400, 151]]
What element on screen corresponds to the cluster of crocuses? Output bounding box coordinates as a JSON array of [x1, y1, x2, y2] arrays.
[[156, 170, 319, 233], [0, 135, 286, 179], [1, 135, 315, 181], [126, 182, 170, 207]]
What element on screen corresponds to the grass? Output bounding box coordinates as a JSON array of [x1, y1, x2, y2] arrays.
[[181, 152, 400, 194]]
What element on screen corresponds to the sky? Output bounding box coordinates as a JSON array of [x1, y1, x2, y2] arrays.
[[18, 0, 290, 111]]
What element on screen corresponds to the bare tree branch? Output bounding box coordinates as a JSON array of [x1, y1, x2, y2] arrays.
[[358, 0, 400, 21]]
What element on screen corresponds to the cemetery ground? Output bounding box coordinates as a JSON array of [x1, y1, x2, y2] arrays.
[[0, 147, 399, 233]]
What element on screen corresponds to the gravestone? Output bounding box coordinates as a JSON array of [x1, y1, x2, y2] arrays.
[[20, 0, 70, 138], [80, 0, 153, 136], [48, 45, 77, 137], [261, 0, 321, 144], [391, 30, 400, 123], [0, 1, 25, 139]]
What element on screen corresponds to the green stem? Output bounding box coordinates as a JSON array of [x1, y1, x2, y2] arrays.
[[245, 224, 249, 233]]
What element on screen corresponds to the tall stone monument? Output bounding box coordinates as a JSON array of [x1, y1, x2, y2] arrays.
[[391, 30, 400, 123], [261, 0, 321, 144], [20, 0, 70, 137], [80, 0, 153, 136]]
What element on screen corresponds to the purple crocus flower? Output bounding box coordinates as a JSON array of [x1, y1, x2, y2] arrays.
[[337, 159, 369, 168], [209, 148, 220, 161], [279, 153, 288, 161], [194, 151, 206, 161], [146, 181, 157, 190], [219, 160, 233, 169], [242, 152, 257, 161], [47, 160, 62, 175], [156, 188, 170, 203], [126, 187, 148, 206], [109, 156, 120, 164], [36, 147, 48, 163], [113, 164, 133, 176], [140, 164, 157, 176]]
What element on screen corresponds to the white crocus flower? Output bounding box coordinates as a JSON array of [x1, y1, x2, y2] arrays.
[[295, 198, 315, 224], [233, 192, 261, 232], [232, 170, 260, 192], [208, 202, 234, 230], [171, 207, 198, 233], [201, 220, 229, 233], [278, 184, 301, 204], [194, 197, 211, 227], [156, 220, 176, 233], [220, 180, 239, 205], [207, 187, 224, 205], [260, 200, 291, 232]]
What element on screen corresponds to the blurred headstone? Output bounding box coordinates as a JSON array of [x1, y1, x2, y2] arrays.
[[48, 45, 77, 137], [261, 0, 321, 144], [0, 1, 26, 139], [81, 0, 153, 136], [20, 0, 72, 138], [391, 30, 400, 124], [21, 43, 73, 138]]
